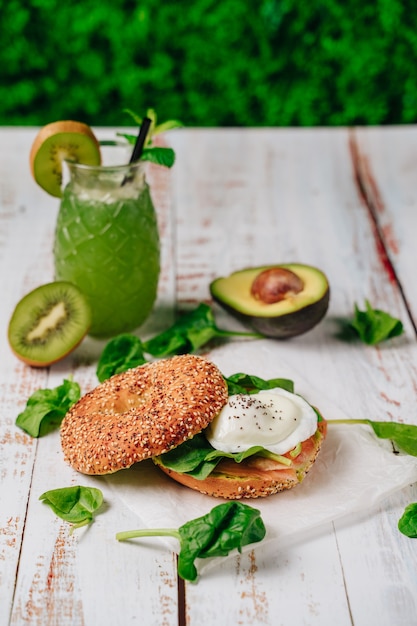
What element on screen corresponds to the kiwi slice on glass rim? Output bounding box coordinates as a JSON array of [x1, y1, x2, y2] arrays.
[[8, 282, 92, 367], [29, 120, 101, 197]]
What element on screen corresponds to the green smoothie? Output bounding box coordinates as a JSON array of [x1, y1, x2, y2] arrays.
[[54, 160, 160, 338]]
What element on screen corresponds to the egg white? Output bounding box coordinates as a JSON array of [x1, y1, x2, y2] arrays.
[[205, 387, 318, 455]]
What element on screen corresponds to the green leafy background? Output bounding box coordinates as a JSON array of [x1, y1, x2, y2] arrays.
[[1, 0, 416, 126]]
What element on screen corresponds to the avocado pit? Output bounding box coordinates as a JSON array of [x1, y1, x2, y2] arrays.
[[251, 268, 304, 304]]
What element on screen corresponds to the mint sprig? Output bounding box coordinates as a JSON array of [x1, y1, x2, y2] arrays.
[[141, 146, 175, 167], [123, 107, 183, 137], [118, 107, 182, 168]]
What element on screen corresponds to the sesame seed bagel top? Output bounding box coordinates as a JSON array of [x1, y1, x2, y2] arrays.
[[60, 354, 228, 475]]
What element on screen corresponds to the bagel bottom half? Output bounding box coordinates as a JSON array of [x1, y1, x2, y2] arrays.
[[154, 419, 327, 499]]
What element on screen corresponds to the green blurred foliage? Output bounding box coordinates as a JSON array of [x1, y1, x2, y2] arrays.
[[0, 0, 416, 126]]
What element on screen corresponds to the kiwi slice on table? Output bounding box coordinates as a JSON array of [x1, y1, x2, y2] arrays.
[[8, 282, 92, 367], [29, 120, 101, 197]]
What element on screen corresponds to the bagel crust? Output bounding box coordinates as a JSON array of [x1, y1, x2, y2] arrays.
[[156, 419, 327, 499], [60, 354, 228, 475]]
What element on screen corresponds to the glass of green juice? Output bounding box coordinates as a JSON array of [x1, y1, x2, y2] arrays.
[[53, 146, 160, 338]]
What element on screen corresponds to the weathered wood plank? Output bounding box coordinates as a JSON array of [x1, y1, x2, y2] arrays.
[[0, 129, 54, 625], [1, 127, 417, 625], [333, 126, 417, 626], [351, 126, 417, 327], [169, 127, 417, 625], [0, 128, 179, 625]]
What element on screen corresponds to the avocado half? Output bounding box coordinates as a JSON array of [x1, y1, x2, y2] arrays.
[[210, 263, 330, 338]]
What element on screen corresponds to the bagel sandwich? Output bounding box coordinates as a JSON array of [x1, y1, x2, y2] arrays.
[[154, 384, 327, 499], [60, 354, 326, 499]]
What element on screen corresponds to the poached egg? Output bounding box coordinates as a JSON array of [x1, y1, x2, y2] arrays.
[[205, 387, 317, 455]]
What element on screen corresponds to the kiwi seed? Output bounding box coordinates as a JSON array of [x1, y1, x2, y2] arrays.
[[8, 281, 92, 367]]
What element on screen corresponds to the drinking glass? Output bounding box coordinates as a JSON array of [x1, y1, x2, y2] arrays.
[[54, 149, 160, 338]]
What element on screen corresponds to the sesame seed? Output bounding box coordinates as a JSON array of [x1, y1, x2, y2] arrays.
[[60, 354, 228, 476]]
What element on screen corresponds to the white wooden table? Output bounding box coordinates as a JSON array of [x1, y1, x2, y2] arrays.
[[1, 126, 417, 626]]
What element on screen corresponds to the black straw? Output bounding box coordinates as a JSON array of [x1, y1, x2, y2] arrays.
[[129, 116, 151, 163]]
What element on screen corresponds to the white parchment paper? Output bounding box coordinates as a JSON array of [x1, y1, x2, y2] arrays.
[[104, 341, 417, 552]]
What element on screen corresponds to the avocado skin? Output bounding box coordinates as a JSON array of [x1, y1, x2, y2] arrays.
[[249, 287, 329, 337], [210, 265, 330, 338]]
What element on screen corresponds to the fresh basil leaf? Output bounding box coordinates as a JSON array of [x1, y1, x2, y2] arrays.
[[177, 502, 266, 581], [141, 146, 176, 168], [350, 300, 403, 345], [225, 372, 294, 395], [16, 379, 81, 437], [96, 333, 147, 382], [398, 503, 417, 538], [40, 486, 104, 531]]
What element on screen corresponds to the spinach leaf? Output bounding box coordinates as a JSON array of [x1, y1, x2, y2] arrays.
[[116, 502, 266, 582], [367, 421, 417, 456], [398, 503, 417, 538], [16, 378, 81, 437], [350, 300, 403, 345], [40, 486, 104, 532], [97, 303, 262, 380], [327, 418, 417, 456], [143, 303, 261, 358], [154, 434, 221, 479], [177, 502, 266, 581], [155, 431, 292, 480], [205, 446, 292, 466], [96, 333, 147, 382], [97, 304, 262, 382], [225, 372, 294, 395]]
